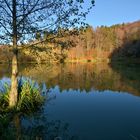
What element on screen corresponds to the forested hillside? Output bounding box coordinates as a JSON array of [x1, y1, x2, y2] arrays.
[[67, 20, 140, 62], [0, 20, 140, 63]]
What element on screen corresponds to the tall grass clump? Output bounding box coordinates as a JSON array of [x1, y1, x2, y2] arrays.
[[0, 78, 45, 114], [0, 83, 10, 112]]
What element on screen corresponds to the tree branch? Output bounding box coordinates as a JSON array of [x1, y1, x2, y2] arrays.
[[17, 0, 40, 26], [0, 5, 12, 17], [3, 0, 12, 13], [0, 21, 11, 35]]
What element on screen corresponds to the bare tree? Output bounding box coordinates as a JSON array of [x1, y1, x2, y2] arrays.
[[0, 0, 94, 106]]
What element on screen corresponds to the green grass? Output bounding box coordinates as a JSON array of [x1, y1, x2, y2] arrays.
[[0, 78, 45, 114]]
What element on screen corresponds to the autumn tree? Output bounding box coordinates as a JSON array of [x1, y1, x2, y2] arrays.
[[0, 0, 94, 106]]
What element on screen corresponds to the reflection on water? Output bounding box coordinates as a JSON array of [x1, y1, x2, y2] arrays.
[[1, 62, 140, 140], [46, 86, 140, 140], [0, 112, 77, 140], [9, 62, 140, 96]]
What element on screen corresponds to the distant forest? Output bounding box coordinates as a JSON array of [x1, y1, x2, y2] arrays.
[[0, 20, 140, 63]]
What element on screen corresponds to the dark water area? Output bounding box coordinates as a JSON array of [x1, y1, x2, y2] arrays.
[[0, 62, 140, 140]]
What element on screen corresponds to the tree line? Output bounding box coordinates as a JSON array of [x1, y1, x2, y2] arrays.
[[1, 20, 140, 63]]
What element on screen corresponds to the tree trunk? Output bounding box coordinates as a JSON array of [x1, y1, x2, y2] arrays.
[[9, 0, 18, 107], [9, 50, 18, 107], [14, 114, 21, 140]]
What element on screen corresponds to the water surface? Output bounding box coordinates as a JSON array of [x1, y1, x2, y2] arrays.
[[0, 62, 140, 140]]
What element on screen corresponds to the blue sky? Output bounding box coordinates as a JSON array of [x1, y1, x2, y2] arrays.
[[86, 0, 140, 27]]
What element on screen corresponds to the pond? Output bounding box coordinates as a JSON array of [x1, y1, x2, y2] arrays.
[[0, 62, 140, 140]]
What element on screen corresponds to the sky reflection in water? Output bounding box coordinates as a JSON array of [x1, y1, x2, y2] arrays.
[[0, 63, 140, 140]]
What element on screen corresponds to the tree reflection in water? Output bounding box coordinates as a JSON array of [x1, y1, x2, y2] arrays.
[[19, 63, 140, 96], [0, 112, 78, 140], [0, 78, 78, 140]]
